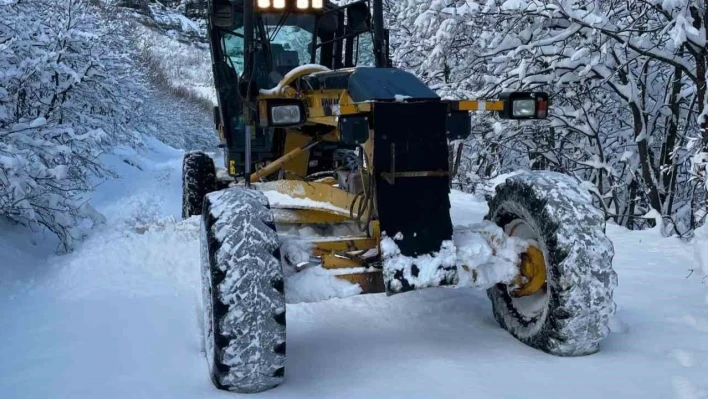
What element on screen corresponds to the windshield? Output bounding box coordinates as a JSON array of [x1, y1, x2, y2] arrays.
[[352, 33, 375, 67], [220, 10, 376, 88], [223, 30, 245, 74], [263, 14, 315, 76], [221, 13, 315, 79]]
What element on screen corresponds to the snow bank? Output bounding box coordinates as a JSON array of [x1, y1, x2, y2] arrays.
[[0, 218, 56, 292]]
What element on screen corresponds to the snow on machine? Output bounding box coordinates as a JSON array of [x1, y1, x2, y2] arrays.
[[183, 0, 618, 393]]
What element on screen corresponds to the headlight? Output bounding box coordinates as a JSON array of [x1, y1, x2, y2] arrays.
[[512, 99, 536, 117], [259, 0, 322, 10], [271, 105, 302, 125], [498, 92, 549, 120], [258, 99, 307, 127]]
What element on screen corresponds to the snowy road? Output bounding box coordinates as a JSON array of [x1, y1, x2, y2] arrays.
[[1, 140, 708, 399]]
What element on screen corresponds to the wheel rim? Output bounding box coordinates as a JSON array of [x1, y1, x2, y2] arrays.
[[504, 219, 549, 320]]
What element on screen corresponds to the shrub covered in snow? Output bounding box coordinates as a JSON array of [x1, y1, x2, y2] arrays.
[[0, 0, 145, 250], [0, 0, 215, 250]]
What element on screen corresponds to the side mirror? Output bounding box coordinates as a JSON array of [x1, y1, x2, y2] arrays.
[[211, 0, 235, 28], [498, 92, 549, 120], [347, 1, 372, 33], [213, 106, 221, 127], [258, 98, 307, 128]]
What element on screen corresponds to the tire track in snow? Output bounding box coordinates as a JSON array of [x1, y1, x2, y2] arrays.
[[670, 349, 696, 368], [682, 314, 708, 333], [669, 314, 708, 399], [671, 376, 703, 399]]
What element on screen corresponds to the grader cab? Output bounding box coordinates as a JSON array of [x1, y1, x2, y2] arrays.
[[182, 0, 617, 393]]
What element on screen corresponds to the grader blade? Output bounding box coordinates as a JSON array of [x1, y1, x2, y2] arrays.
[[337, 271, 386, 294], [373, 101, 457, 294], [313, 235, 385, 294]]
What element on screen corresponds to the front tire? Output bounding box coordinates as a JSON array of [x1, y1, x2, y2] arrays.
[[200, 187, 286, 393], [485, 171, 617, 356], [182, 151, 216, 219]]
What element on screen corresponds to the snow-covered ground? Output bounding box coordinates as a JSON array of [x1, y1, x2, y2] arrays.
[[1, 140, 707, 399]]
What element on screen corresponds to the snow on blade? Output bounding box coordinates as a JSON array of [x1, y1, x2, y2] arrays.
[[263, 190, 351, 215], [281, 236, 313, 268], [382, 221, 530, 292], [381, 234, 458, 292], [285, 266, 364, 304], [277, 223, 370, 303], [454, 222, 529, 289]]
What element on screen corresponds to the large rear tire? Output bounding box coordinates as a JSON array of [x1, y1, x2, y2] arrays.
[[182, 151, 216, 219], [200, 187, 286, 393], [485, 171, 617, 356]]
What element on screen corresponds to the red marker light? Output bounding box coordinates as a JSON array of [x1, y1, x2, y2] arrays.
[[536, 96, 548, 119]]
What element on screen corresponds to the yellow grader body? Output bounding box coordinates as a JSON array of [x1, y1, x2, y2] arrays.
[[238, 66, 546, 295]]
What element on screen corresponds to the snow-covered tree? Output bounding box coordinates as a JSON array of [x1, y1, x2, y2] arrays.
[[391, 0, 708, 234]]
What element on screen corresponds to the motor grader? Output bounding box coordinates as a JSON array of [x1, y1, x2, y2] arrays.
[[182, 0, 618, 393]]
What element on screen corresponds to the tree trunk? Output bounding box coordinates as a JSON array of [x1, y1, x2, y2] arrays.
[[631, 103, 663, 213], [627, 179, 638, 230], [662, 65, 683, 215]]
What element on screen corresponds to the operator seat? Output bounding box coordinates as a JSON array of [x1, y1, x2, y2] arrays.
[[252, 43, 300, 88], [272, 45, 300, 76]]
